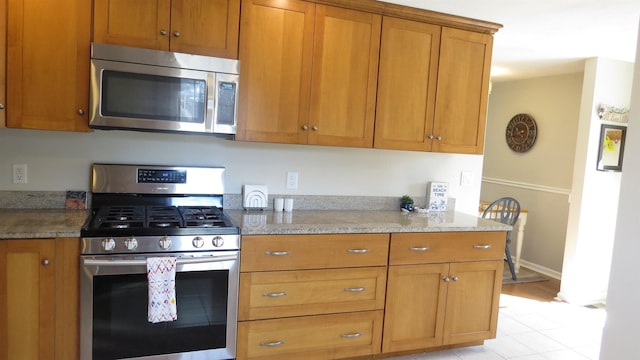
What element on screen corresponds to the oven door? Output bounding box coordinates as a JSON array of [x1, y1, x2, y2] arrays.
[[80, 251, 238, 360]]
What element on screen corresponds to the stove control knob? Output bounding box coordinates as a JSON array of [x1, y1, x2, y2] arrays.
[[212, 236, 225, 248], [192, 236, 205, 248], [102, 238, 116, 252], [159, 236, 172, 250], [124, 237, 138, 250]]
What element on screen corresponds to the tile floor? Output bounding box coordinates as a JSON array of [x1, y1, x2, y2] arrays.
[[388, 294, 606, 360]]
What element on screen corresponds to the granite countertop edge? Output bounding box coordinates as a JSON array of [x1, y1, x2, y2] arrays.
[[0, 209, 511, 239]]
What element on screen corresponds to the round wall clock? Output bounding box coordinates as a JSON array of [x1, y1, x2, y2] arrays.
[[505, 113, 537, 152]]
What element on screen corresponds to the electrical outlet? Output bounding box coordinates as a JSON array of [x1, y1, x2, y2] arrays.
[[286, 172, 298, 190], [460, 171, 473, 187], [13, 164, 28, 184]]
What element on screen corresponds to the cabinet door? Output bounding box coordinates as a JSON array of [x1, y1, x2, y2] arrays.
[[382, 263, 449, 353], [171, 0, 240, 58], [308, 6, 380, 148], [0, 0, 6, 127], [236, 0, 315, 144], [443, 260, 502, 345], [432, 27, 493, 154], [7, 0, 90, 131], [374, 17, 440, 151], [0, 239, 56, 360], [93, 0, 171, 51]]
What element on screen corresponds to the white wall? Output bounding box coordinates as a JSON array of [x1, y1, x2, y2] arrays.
[[559, 57, 634, 305], [0, 128, 483, 214], [600, 25, 640, 359], [482, 73, 582, 273]]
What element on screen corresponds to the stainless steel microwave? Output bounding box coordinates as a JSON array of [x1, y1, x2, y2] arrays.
[[89, 43, 239, 136]]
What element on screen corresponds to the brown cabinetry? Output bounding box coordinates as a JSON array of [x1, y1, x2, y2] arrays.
[[432, 27, 493, 154], [374, 19, 493, 154], [374, 17, 441, 152], [237, 233, 389, 359], [0, 238, 80, 360], [237, 0, 498, 154], [93, 0, 240, 58], [236, 0, 381, 148], [382, 231, 504, 353], [6, 0, 90, 131]]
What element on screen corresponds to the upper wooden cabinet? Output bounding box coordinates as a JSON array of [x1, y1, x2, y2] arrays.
[[6, 0, 90, 132], [235, 0, 315, 144], [375, 20, 493, 154], [236, 0, 381, 148], [374, 17, 441, 151], [93, 0, 241, 58], [432, 27, 493, 154]]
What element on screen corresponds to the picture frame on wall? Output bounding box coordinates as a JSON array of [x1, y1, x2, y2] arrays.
[[596, 124, 627, 172]]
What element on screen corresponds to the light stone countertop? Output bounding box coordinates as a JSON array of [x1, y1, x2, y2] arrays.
[[0, 209, 510, 239], [0, 209, 90, 239], [225, 210, 511, 235]]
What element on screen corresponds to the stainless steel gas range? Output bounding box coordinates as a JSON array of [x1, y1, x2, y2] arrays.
[[80, 164, 239, 360]]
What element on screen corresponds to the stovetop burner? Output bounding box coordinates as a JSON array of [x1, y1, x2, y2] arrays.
[[85, 204, 235, 235]]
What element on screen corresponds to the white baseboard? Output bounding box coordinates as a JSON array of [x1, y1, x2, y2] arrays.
[[519, 259, 562, 280]]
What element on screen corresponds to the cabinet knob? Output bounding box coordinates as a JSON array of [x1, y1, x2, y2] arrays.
[[0, 104, 5, 110], [451, 275, 459, 282], [77, 109, 85, 115], [160, 29, 167, 36], [42, 259, 50, 266], [312, 125, 318, 131], [436, 135, 442, 141], [443, 277, 450, 283], [301, 125, 308, 131], [173, 31, 180, 37]]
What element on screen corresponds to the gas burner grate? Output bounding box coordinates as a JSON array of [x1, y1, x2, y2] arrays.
[[179, 206, 226, 228], [94, 205, 145, 229]]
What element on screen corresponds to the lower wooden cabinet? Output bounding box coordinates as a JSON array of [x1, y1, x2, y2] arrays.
[[0, 238, 79, 360], [382, 232, 504, 353], [238, 231, 505, 359], [237, 310, 383, 360], [382, 260, 503, 352]]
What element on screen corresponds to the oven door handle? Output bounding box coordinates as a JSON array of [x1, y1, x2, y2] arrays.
[[83, 255, 238, 266]]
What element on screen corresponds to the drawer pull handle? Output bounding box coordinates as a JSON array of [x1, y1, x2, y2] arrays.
[[340, 332, 362, 339], [344, 287, 366, 292], [265, 251, 290, 256], [262, 292, 287, 297], [347, 249, 368, 254], [259, 340, 285, 347], [409, 246, 429, 251], [473, 244, 492, 249]]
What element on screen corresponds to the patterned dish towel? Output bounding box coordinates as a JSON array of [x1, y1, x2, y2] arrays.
[[147, 257, 177, 323]]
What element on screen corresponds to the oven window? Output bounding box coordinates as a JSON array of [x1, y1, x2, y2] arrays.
[[92, 270, 228, 360], [101, 70, 206, 124]]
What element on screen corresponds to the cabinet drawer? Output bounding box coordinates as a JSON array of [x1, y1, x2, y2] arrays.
[[389, 231, 505, 265], [240, 234, 390, 271], [237, 311, 383, 360], [239, 267, 387, 320]]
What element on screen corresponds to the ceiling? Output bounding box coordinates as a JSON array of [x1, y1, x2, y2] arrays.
[[382, 0, 640, 82]]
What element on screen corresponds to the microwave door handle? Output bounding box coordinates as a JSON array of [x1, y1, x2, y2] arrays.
[[83, 254, 238, 267]]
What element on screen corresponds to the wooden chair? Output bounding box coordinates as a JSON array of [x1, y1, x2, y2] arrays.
[[481, 197, 521, 280]]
